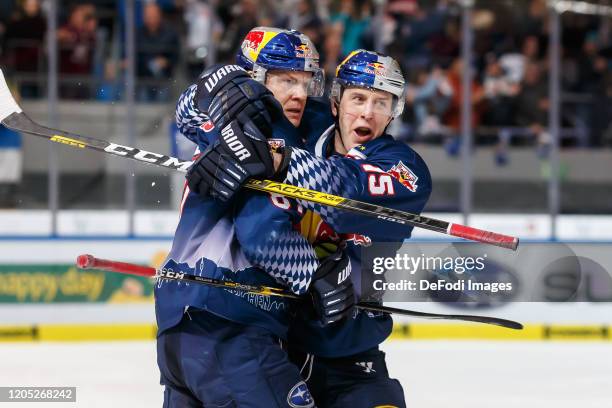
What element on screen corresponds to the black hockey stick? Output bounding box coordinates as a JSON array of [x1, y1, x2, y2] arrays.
[[76, 254, 523, 330], [0, 70, 518, 250]]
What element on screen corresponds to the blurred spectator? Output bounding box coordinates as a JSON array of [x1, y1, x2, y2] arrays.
[[445, 58, 484, 134], [323, 21, 343, 77], [329, 0, 373, 58], [387, 0, 449, 69], [515, 62, 550, 155], [518, 0, 548, 39], [0, 1, 17, 21], [0, 0, 17, 40], [216, 0, 261, 63], [427, 17, 460, 68], [443, 58, 485, 155], [3, 0, 46, 98], [280, 0, 322, 33], [58, 3, 98, 99], [279, 0, 325, 66], [405, 66, 452, 139], [591, 72, 612, 147], [482, 55, 519, 128], [498, 35, 541, 85], [136, 2, 180, 101], [574, 32, 608, 94], [183, 0, 222, 79]]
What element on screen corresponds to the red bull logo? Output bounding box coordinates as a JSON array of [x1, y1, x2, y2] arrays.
[[388, 161, 418, 192], [314, 219, 341, 244], [244, 31, 265, 50], [343, 233, 372, 247], [300, 211, 371, 248], [366, 61, 386, 75], [295, 43, 314, 58]]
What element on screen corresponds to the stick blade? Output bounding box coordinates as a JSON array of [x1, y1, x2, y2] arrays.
[[0, 69, 23, 124]]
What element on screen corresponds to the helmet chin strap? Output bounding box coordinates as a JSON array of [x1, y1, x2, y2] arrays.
[[382, 116, 393, 135], [331, 102, 348, 155]]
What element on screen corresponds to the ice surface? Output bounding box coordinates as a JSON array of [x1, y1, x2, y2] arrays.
[[0, 340, 610, 407]]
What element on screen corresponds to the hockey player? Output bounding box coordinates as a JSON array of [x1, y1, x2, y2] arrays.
[[188, 50, 432, 407], [156, 27, 353, 407]]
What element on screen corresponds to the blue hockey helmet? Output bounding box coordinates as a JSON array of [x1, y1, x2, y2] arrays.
[[331, 50, 406, 117], [236, 26, 325, 97]]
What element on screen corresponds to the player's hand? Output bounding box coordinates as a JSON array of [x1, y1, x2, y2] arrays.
[[309, 248, 355, 326], [196, 64, 283, 137], [186, 120, 275, 201]]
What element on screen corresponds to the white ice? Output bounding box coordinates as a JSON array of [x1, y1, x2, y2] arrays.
[[0, 340, 610, 408]]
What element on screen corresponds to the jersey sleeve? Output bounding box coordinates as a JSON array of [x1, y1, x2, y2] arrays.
[[175, 84, 212, 147], [282, 144, 432, 240], [232, 193, 319, 295]]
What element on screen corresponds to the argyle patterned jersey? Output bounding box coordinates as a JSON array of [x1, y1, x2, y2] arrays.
[[285, 148, 349, 227], [244, 228, 318, 294], [176, 84, 210, 144]]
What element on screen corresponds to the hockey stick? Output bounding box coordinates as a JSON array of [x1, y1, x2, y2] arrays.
[[0, 69, 518, 250], [76, 254, 523, 330]]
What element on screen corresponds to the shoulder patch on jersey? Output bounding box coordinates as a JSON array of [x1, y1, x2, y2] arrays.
[[287, 381, 314, 408], [200, 120, 215, 132], [388, 161, 418, 192]]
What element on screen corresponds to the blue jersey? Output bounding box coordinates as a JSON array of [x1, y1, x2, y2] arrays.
[[285, 128, 432, 357], [155, 86, 326, 339]]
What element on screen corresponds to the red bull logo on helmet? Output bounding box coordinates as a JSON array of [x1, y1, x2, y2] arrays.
[[244, 30, 265, 50], [365, 61, 386, 75], [388, 161, 418, 192], [295, 43, 314, 58]]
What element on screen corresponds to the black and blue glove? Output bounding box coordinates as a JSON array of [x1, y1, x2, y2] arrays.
[[186, 120, 276, 201], [309, 249, 356, 326], [196, 64, 283, 136]]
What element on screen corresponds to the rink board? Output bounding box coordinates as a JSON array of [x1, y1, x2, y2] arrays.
[[0, 239, 611, 342]]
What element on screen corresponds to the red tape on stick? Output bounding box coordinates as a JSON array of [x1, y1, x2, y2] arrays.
[[76, 254, 157, 277], [448, 224, 519, 250]]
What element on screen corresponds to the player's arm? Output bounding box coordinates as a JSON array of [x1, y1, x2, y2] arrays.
[[176, 84, 212, 147], [276, 146, 432, 237]]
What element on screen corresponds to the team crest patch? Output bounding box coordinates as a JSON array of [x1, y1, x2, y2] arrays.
[[200, 120, 215, 133], [267, 138, 285, 153], [287, 381, 314, 408], [388, 161, 418, 192]]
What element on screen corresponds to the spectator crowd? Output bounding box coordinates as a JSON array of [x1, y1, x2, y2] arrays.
[[0, 0, 611, 155]]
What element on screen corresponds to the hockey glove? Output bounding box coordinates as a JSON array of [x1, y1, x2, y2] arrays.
[[196, 64, 283, 136], [309, 248, 355, 326], [186, 120, 276, 201]]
